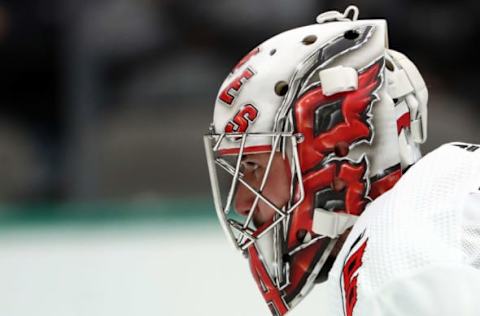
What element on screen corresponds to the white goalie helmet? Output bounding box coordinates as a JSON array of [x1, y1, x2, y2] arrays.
[[204, 6, 428, 315]]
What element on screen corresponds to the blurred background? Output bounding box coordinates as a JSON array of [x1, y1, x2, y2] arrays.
[[0, 0, 478, 315]]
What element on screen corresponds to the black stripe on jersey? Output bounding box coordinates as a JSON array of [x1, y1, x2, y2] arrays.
[[348, 230, 366, 253]]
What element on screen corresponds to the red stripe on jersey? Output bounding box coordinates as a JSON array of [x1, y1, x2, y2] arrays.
[[343, 239, 368, 316]]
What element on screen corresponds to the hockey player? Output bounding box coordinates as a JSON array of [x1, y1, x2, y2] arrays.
[[204, 6, 480, 316]]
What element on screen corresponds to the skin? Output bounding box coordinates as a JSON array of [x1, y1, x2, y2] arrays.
[[234, 152, 291, 227]]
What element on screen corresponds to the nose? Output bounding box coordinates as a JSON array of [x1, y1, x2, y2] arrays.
[[234, 182, 254, 217]]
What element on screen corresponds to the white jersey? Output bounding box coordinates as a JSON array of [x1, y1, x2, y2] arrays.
[[295, 143, 480, 315]]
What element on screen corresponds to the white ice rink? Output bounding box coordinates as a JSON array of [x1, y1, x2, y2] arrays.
[[0, 217, 333, 316], [0, 222, 272, 316]]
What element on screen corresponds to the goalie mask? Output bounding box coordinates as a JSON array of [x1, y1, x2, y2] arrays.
[[204, 6, 428, 315]]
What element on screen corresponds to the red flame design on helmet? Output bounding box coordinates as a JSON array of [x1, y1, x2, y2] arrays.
[[248, 60, 384, 315]]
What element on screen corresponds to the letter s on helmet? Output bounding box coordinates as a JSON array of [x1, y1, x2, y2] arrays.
[[203, 6, 428, 315]]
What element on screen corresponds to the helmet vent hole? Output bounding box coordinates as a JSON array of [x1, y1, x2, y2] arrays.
[[344, 30, 359, 40], [270, 49, 277, 56], [296, 229, 307, 242], [275, 81, 289, 96], [302, 35, 317, 45], [385, 59, 395, 71], [334, 142, 350, 157]]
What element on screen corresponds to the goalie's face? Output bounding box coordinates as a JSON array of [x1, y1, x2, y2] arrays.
[[234, 153, 291, 228]]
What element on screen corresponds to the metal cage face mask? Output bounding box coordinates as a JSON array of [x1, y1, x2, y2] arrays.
[[204, 129, 345, 315], [204, 131, 339, 315], [203, 132, 305, 252]]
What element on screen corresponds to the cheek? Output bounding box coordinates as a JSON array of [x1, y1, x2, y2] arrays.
[[262, 158, 291, 208]]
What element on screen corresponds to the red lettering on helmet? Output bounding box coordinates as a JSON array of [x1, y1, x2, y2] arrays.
[[343, 238, 368, 316], [233, 47, 260, 72], [225, 104, 258, 133], [278, 62, 381, 301], [287, 159, 369, 248], [295, 62, 382, 172], [219, 68, 255, 105], [287, 62, 382, 248]]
